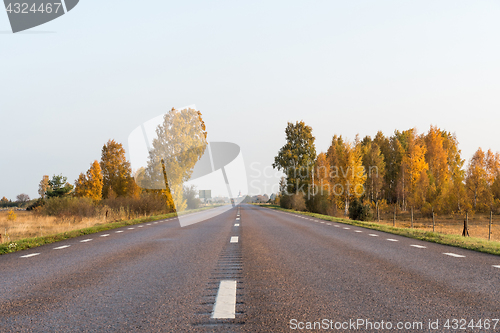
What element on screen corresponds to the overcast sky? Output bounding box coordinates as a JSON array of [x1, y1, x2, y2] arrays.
[[1, 0, 500, 200]]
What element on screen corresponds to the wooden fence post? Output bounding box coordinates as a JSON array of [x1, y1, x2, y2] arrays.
[[432, 210, 435, 232], [462, 211, 470, 237], [411, 206, 414, 229], [393, 205, 396, 227], [489, 210, 492, 241]]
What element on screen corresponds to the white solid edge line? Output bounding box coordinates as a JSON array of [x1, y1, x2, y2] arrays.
[[410, 245, 426, 248], [100, 234, 110, 237], [368, 234, 379, 237], [20, 253, 40, 258], [443, 252, 466, 258], [212, 280, 237, 319], [230, 236, 239, 243], [386, 239, 398, 242], [53, 245, 70, 250], [234, 223, 240, 227], [80, 239, 92, 243]]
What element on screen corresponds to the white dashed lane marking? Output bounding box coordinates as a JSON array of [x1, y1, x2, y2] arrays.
[[127, 228, 135, 230], [115, 230, 124, 233], [334, 225, 340, 227], [326, 223, 332, 225], [20, 253, 40, 258], [234, 224, 240, 227], [146, 224, 152, 226], [80, 239, 92, 243], [443, 253, 465, 258], [343, 227, 350, 230], [100, 234, 110, 237], [493, 265, 500, 269], [53, 245, 70, 250], [138, 225, 144, 228], [230, 236, 239, 243], [212, 280, 237, 319], [386, 239, 398, 242], [368, 234, 379, 237], [411, 245, 426, 249], [354, 230, 362, 233]]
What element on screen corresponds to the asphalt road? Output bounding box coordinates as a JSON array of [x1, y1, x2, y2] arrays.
[[1, 204, 499, 332]]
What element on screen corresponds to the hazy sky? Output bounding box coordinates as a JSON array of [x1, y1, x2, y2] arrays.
[[1, 0, 500, 200]]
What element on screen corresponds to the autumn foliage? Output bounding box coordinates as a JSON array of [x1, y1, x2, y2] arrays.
[[275, 122, 500, 219]]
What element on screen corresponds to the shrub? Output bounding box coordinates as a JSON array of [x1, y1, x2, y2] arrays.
[[348, 199, 372, 221], [7, 210, 17, 221]]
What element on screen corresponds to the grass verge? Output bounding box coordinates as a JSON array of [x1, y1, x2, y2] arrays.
[[259, 204, 500, 256], [0, 205, 223, 255]]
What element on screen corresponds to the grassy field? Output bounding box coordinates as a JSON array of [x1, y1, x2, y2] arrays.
[[259, 204, 500, 256], [0, 205, 223, 255]]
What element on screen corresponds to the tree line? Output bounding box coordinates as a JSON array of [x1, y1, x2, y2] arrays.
[[28, 107, 208, 218], [273, 121, 500, 220]]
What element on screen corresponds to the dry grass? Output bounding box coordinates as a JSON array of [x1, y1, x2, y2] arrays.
[[0, 209, 144, 244], [375, 211, 499, 242]]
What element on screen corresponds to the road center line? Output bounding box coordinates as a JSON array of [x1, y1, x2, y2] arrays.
[[212, 280, 237, 319], [230, 236, 239, 243], [20, 253, 40, 258], [410, 245, 426, 248], [53, 245, 70, 250], [234, 223, 240, 227], [443, 253, 465, 258]]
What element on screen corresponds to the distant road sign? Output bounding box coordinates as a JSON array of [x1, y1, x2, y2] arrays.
[[199, 190, 212, 199]]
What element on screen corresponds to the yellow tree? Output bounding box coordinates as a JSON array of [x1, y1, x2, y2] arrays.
[[442, 131, 466, 213], [362, 141, 386, 219], [466, 148, 497, 212], [100, 140, 134, 199], [400, 129, 428, 210], [327, 137, 366, 216], [140, 108, 207, 212], [424, 126, 450, 210], [313, 152, 330, 195], [74, 160, 103, 201]]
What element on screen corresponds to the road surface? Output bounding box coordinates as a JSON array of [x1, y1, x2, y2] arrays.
[[1, 204, 499, 332]]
